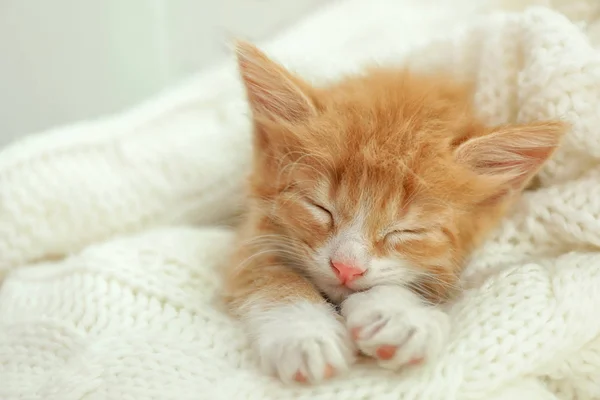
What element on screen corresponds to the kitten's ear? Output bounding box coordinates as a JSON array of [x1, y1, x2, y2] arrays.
[[455, 121, 567, 192], [235, 40, 318, 123]]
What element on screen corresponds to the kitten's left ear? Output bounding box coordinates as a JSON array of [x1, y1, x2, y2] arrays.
[[455, 121, 567, 192], [235, 40, 318, 123]]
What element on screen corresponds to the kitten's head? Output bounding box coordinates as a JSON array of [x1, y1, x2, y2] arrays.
[[236, 42, 566, 303]]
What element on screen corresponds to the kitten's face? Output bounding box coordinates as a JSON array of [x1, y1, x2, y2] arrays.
[[258, 98, 496, 303], [237, 42, 565, 303], [272, 152, 467, 303]]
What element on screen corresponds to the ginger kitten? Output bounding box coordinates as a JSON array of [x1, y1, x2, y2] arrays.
[[224, 41, 566, 384]]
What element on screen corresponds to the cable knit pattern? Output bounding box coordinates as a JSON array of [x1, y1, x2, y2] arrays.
[[2, 0, 600, 399]]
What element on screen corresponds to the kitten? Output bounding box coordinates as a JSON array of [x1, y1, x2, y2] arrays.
[[224, 41, 566, 384]]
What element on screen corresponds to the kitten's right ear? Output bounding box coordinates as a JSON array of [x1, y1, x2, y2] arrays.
[[235, 40, 318, 123]]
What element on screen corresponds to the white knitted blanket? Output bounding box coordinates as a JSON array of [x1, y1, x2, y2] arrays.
[[2, 0, 600, 399]]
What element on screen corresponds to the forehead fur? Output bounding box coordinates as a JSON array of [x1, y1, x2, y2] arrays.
[[290, 69, 489, 205]]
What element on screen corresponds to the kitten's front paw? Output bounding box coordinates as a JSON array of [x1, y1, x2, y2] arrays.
[[341, 286, 449, 370], [248, 301, 356, 384]]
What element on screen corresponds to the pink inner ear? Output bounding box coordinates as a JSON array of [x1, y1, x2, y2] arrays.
[[477, 147, 552, 171], [235, 41, 317, 123], [473, 148, 551, 206], [456, 122, 566, 193], [488, 146, 554, 184], [454, 129, 564, 205], [512, 147, 555, 164]]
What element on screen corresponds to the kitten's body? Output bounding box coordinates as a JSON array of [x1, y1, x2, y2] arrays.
[[225, 42, 566, 384]]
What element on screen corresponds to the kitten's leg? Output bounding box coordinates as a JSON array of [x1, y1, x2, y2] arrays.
[[225, 252, 355, 383], [341, 285, 449, 370]]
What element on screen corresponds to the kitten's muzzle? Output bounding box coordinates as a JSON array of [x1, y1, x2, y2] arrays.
[[330, 260, 365, 285]]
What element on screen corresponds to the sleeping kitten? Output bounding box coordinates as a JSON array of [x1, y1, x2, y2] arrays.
[[224, 41, 566, 384]]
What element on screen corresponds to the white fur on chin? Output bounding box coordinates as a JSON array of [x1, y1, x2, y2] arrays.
[[244, 301, 356, 383], [341, 285, 450, 370]]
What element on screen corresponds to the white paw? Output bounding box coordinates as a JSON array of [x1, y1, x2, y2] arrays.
[[341, 285, 449, 370], [245, 301, 356, 383]]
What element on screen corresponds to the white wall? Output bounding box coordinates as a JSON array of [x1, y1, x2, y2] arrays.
[[0, 0, 326, 147]]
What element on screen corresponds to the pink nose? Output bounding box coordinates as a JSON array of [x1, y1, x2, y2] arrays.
[[331, 261, 365, 284]]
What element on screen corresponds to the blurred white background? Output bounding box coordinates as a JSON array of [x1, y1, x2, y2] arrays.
[[0, 0, 327, 147]]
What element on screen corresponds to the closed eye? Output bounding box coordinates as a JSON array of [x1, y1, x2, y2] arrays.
[[384, 228, 427, 242], [304, 200, 334, 226]]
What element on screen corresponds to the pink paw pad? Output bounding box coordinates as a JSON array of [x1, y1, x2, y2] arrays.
[[293, 364, 335, 383], [375, 347, 425, 366], [375, 345, 397, 360], [293, 371, 307, 383]]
